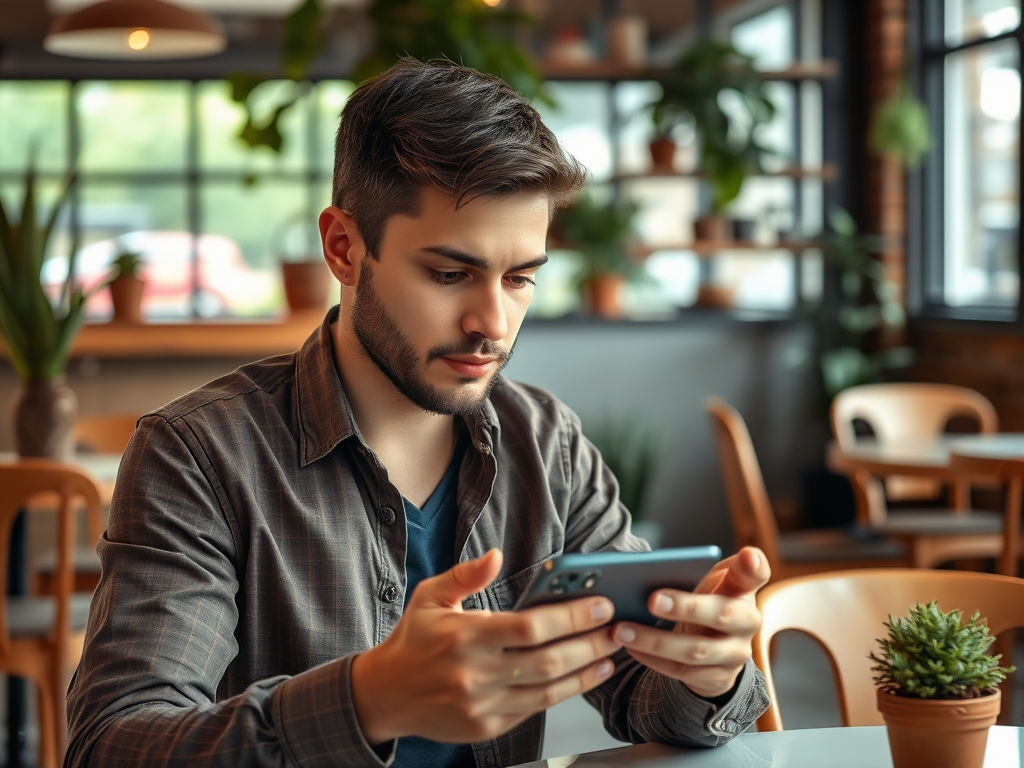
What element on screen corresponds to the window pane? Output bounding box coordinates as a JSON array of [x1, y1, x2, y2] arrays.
[[0, 81, 69, 172], [944, 39, 1020, 307], [200, 181, 314, 317], [78, 82, 189, 171], [946, 0, 1021, 47], [198, 80, 311, 172], [712, 251, 796, 310], [317, 80, 355, 175], [536, 83, 612, 182]]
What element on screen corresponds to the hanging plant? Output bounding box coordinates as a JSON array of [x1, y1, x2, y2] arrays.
[[869, 77, 932, 168]]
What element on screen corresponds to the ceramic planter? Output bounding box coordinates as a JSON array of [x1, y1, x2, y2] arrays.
[[648, 138, 676, 173], [693, 215, 728, 243], [281, 261, 332, 313], [11, 377, 78, 461], [109, 275, 145, 323], [877, 687, 1000, 768], [584, 274, 624, 318]]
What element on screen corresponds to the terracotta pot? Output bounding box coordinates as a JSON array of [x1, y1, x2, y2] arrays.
[[109, 275, 145, 323], [877, 688, 1000, 768], [693, 285, 735, 309], [648, 138, 676, 173], [281, 261, 332, 314], [693, 215, 728, 243], [11, 377, 78, 461], [585, 274, 624, 318]]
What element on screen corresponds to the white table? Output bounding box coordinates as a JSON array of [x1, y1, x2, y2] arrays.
[[512, 725, 1023, 767]]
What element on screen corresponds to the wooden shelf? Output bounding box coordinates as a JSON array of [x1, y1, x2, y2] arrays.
[[633, 240, 821, 256], [0, 311, 325, 360], [612, 163, 838, 183], [540, 59, 838, 83]]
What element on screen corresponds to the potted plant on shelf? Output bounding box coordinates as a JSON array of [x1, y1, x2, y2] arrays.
[[650, 39, 777, 242], [107, 250, 145, 324], [0, 166, 97, 461], [585, 419, 660, 547], [553, 192, 640, 319], [275, 212, 333, 315], [870, 601, 1014, 768]]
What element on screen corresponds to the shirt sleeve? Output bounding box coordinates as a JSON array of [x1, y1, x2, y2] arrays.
[[557, 404, 770, 747], [65, 416, 395, 768]]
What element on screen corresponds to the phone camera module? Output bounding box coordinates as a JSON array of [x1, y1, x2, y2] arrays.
[[582, 571, 601, 589]]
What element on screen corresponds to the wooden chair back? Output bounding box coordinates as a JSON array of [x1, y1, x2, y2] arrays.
[[705, 398, 782, 567], [753, 568, 1024, 731], [74, 413, 139, 455], [0, 459, 102, 767], [831, 384, 997, 502]]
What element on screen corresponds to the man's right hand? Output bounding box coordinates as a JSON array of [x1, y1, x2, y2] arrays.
[[350, 549, 621, 746]]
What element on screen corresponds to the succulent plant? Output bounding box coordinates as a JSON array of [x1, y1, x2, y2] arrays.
[[870, 601, 1015, 699], [110, 251, 143, 280]]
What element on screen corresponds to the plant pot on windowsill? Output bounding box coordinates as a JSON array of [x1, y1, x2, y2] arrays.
[[281, 260, 332, 314], [693, 214, 729, 243], [870, 601, 1013, 768], [648, 137, 677, 173], [109, 275, 145, 323], [693, 285, 735, 309], [583, 274, 624, 319]]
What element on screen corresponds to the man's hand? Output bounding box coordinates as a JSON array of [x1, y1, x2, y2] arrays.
[[610, 546, 770, 699], [350, 549, 622, 746]]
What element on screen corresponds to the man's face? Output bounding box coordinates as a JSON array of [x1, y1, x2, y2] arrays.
[[350, 189, 549, 416]]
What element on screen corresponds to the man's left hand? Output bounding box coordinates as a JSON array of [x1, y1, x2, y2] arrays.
[[611, 546, 770, 699]]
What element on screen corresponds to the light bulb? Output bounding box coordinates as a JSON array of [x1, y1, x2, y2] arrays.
[[127, 28, 151, 51], [482, 0, 501, 6]]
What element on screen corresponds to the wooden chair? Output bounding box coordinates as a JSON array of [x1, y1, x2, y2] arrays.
[[753, 568, 1024, 730], [74, 413, 139, 454], [705, 398, 909, 581], [831, 384, 1004, 568], [0, 460, 99, 767]]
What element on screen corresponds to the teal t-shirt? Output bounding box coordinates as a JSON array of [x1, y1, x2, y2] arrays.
[[393, 433, 475, 768]]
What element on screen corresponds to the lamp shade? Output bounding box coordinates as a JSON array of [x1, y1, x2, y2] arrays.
[[44, 0, 226, 60]]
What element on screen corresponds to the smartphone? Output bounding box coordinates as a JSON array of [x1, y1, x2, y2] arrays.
[[512, 546, 722, 626]]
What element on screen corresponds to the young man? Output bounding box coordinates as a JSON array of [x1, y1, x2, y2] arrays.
[[66, 59, 770, 768]]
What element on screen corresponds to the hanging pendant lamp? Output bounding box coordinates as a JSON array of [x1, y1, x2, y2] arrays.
[[44, 0, 226, 60]]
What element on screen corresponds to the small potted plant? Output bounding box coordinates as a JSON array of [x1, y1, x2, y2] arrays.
[[553, 192, 641, 319], [107, 250, 145, 324], [650, 39, 777, 241], [870, 601, 1014, 768]]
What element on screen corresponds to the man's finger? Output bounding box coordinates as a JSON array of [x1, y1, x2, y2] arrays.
[[495, 628, 621, 685], [697, 547, 770, 598], [477, 596, 615, 649], [613, 623, 751, 669], [646, 592, 762, 635], [488, 657, 617, 716], [411, 549, 503, 609]]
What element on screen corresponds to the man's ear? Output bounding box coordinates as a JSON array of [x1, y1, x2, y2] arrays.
[[319, 206, 363, 286]]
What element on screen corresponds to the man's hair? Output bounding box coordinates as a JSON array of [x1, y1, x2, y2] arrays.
[[331, 58, 589, 258]]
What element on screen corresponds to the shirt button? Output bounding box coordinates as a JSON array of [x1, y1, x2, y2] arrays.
[[380, 506, 396, 525], [382, 585, 399, 603]]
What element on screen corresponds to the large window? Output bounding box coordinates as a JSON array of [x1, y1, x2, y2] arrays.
[[0, 79, 346, 320], [919, 0, 1022, 317]]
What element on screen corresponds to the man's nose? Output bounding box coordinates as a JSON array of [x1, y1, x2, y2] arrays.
[[462, 281, 508, 341]]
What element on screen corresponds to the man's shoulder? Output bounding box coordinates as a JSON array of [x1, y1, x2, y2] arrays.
[[488, 377, 579, 433], [148, 352, 298, 426]]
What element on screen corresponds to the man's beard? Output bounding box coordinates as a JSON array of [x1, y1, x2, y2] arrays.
[[351, 258, 514, 416]]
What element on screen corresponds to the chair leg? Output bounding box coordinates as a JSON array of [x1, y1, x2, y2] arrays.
[[33, 675, 57, 768]]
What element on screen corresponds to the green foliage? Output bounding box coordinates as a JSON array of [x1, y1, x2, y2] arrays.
[[813, 208, 913, 400], [110, 251, 143, 280], [586, 419, 659, 522], [229, 0, 548, 154], [869, 79, 932, 169], [652, 39, 777, 213], [554, 193, 640, 282], [0, 166, 98, 382], [870, 601, 1014, 699]]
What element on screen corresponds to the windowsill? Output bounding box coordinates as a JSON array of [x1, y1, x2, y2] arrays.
[[910, 305, 1018, 329]]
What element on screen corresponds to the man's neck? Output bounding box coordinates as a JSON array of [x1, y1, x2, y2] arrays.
[[331, 319, 457, 506]]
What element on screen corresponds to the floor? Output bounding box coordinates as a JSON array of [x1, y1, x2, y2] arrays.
[[541, 630, 1024, 760]]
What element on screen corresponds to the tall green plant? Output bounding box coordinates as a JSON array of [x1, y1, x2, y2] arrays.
[[586, 419, 659, 522], [652, 39, 777, 213], [0, 167, 93, 382]]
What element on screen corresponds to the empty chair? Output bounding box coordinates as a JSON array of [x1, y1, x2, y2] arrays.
[[0, 459, 100, 767], [705, 397, 909, 581], [753, 568, 1024, 730], [831, 383, 1004, 568]]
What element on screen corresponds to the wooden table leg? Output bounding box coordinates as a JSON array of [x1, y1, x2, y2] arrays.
[[998, 476, 1022, 578]]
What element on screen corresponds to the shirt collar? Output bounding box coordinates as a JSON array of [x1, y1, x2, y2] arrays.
[[294, 306, 501, 466]]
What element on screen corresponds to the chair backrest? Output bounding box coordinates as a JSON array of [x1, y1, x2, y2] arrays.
[[0, 461, 100, 653], [705, 398, 782, 567], [831, 383, 997, 448], [74, 414, 139, 455], [753, 568, 1024, 730]]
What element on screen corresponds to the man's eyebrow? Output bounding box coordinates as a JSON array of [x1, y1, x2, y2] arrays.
[[421, 246, 549, 272]]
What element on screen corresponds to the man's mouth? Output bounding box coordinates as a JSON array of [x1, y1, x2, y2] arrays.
[[441, 355, 499, 378]]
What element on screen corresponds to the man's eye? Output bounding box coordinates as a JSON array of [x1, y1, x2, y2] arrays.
[[507, 275, 536, 289], [431, 270, 465, 285]]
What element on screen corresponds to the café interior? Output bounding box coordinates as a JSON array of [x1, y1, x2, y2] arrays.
[[3, 0, 1024, 766]]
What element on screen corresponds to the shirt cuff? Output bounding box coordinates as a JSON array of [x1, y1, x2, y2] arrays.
[[275, 654, 397, 768], [665, 658, 770, 743]]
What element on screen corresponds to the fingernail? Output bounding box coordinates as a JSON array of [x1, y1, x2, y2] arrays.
[[596, 660, 613, 678], [653, 594, 673, 615], [615, 625, 636, 643], [591, 601, 613, 623]]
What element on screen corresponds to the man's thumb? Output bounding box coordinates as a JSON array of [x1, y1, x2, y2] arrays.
[[414, 549, 503, 609]]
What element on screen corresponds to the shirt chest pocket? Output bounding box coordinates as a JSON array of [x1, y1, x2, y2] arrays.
[[482, 556, 558, 613]]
